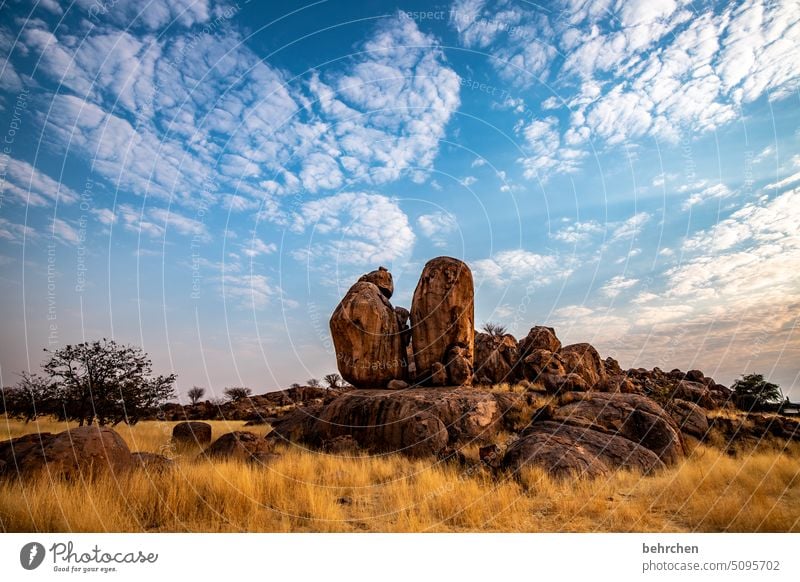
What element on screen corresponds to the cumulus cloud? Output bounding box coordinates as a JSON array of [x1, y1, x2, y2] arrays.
[[451, 0, 800, 179], [292, 192, 415, 266], [24, 10, 460, 216], [417, 211, 458, 247], [682, 183, 736, 210], [600, 275, 639, 298], [551, 219, 604, 244], [471, 248, 573, 287]]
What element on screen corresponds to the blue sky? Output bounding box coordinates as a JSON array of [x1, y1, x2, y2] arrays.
[[0, 0, 798, 399]]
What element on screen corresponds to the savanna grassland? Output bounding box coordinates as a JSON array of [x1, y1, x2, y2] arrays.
[[1, 415, 799, 533]]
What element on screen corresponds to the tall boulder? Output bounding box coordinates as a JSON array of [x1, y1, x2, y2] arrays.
[[330, 278, 407, 388], [411, 257, 475, 386]]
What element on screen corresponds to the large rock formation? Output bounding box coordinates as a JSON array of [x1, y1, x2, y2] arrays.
[[0, 426, 133, 480], [330, 276, 407, 388], [411, 257, 475, 386], [474, 332, 520, 384], [269, 387, 503, 457], [503, 392, 684, 478]]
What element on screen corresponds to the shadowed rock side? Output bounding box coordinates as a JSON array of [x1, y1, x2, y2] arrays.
[[411, 257, 475, 386], [269, 387, 503, 457], [474, 332, 519, 384], [203, 431, 277, 464], [358, 266, 394, 299], [330, 280, 406, 388]]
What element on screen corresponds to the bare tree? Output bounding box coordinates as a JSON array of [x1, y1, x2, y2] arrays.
[[224, 386, 253, 401], [323, 373, 343, 390], [289, 383, 301, 390], [307, 378, 321, 388], [187, 386, 205, 405]]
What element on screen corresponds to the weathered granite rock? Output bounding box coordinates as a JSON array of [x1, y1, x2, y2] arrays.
[[0, 426, 133, 480], [411, 257, 474, 386], [330, 280, 406, 388], [559, 343, 607, 388], [474, 332, 520, 384], [172, 421, 212, 446], [268, 387, 503, 457]]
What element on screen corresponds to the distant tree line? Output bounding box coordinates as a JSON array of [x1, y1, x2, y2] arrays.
[[1, 339, 176, 426]]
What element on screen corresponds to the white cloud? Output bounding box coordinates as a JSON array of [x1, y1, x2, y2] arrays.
[[610, 212, 650, 242], [50, 217, 79, 245], [242, 238, 277, 258], [25, 12, 460, 218], [0, 157, 80, 207], [600, 275, 639, 298], [764, 171, 800, 191], [223, 273, 279, 309], [517, 116, 585, 181], [0, 217, 37, 242], [452, 0, 800, 178], [459, 176, 477, 187], [471, 157, 487, 168], [292, 192, 415, 266], [471, 249, 573, 286], [551, 219, 603, 244], [682, 183, 736, 210], [417, 211, 458, 247]]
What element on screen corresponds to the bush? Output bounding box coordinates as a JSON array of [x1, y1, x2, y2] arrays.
[[482, 322, 508, 337], [187, 386, 205, 405]]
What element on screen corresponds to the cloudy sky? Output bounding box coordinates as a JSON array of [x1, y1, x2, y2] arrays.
[[0, 0, 798, 399]]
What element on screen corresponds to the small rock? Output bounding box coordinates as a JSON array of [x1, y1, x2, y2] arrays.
[[172, 421, 212, 446], [386, 379, 410, 390], [431, 362, 448, 386]]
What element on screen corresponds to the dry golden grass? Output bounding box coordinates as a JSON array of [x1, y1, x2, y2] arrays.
[[1, 416, 799, 532]]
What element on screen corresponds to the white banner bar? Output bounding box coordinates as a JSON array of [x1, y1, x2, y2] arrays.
[[1, 533, 798, 581]]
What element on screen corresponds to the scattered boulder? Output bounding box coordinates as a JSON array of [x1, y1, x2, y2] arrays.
[[330, 279, 407, 388], [667, 399, 709, 440], [411, 257, 474, 386], [518, 326, 561, 356], [474, 332, 520, 384], [172, 421, 212, 446], [386, 379, 409, 390], [358, 266, 394, 299], [431, 362, 448, 386], [0, 426, 133, 480], [503, 421, 664, 479], [673, 381, 716, 409], [203, 431, 277, 464], [559, 343, 607, 388]]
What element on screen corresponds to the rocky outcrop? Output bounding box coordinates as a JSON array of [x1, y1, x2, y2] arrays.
[[666, 399, 709, 440], [559, 343, 606, 388], [474, 332, 519, 384], [502, 392, 685, 478], [503, 421, 664, 479], [0, 426, 133, 480], [172, 421, 212, 446], [411, 257, 475, 386], [269, 387, 503, 457], [518, 326, 561, 356], [553, 392, 684, 465], [330, 279, 407, 388], [203, 431, 277, 464]]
